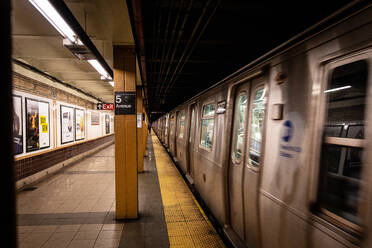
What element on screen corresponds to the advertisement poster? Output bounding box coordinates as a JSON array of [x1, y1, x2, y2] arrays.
[[105, 114, 110, 134], [38, 101, 50, 149], [75, 108, 85, 141], [61, 105, 74, 144], [26, 98, 39, 152], [13, 95, 23, 154], [91, 111, 100, 125]]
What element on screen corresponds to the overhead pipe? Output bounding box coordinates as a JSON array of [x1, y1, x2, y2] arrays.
[[162, 0, 221, 99], [156, 0, 185, 88], [160, 0, 213, 97], [149, 0, 163, 107], [158, 0, 194, 97]]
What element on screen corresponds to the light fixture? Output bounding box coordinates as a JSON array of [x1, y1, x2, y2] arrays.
[[88, 59, 112, 81], [28, 0, 80, 44], [108, 81, 114, 87], [29, 0, 113, 86], [324, 85, 351, 93]]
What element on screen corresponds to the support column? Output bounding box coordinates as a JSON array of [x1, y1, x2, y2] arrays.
[[136, 87, 144, 173], [114, 46, 138, 219]]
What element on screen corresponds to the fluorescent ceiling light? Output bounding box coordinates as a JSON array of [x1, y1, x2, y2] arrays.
[[28, 0, 78, 43], [324, 85, 351, 93], [88, 59, 111, 80], [108, 81, 114, 87]]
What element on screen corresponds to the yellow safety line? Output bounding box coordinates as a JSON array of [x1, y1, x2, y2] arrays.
[[151, 132, 225, 248]]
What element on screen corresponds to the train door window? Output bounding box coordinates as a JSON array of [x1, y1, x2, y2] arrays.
[[318, 59, 368, 228], [200, 102, 215, 149], [189, 107, 195, 142], [248, 87, 266, 167], [232, 93, 247, 162], [170, 115, 175, 137], [179, 111, 185, 138], [165, 115, 169, 136]]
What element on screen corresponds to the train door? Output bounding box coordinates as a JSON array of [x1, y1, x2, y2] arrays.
[[174, 111, 179, 158], [228, 83, 250, 241], [243, 78, 266, 248], [228, 77, 266, 247], [187, 104, 196, 180], [165, 114, 169, 147], [169, 114, 176, 154]]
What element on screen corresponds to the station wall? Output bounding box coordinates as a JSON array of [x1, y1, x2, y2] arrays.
[[12, 63, 114, 187]]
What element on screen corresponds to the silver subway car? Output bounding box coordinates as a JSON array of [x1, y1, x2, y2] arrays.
[[153, 2, 372, 247]]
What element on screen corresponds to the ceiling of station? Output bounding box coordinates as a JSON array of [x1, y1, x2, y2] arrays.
[[12, 0, 134, 103], [11, 0, 355, 116], [128, 0, 353, 120]]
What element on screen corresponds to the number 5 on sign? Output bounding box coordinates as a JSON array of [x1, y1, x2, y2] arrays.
[[116, 95, 122, 103]]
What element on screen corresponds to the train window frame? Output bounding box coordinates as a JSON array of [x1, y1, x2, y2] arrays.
[[312, 53, 372, 236], [178, 110, 186, 139], [169, 114, 176, 138], [189, 103, 196, 143], [199, 99, 216, 151], [231, 91, 248, 164], [246, 83, 266, 171]]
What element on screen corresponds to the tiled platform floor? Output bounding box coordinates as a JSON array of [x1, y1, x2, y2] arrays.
[[152, 133, 225, 248], [16, 138, 169, 248], [16, 145, 121, 248], [16, 133, 225, 248]]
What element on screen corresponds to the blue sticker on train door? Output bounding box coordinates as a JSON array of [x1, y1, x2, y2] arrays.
[[279, 115, 303, 158], [282, 120, 294, 142]]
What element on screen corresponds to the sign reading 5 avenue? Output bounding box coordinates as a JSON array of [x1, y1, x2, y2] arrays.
[[114, 92, 136, 115]]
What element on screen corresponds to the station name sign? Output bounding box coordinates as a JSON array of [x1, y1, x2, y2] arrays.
[[115, 92, 136, 115], [97, 103, 114, 110]]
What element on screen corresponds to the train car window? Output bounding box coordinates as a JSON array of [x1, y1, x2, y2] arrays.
[[200, 103, 215, 149], [248, 87, 265, 167], [169, 115, 175, 137], [178, 111, 185, 138], [318, 59, 368, 227], [232, 93, 247, 162]]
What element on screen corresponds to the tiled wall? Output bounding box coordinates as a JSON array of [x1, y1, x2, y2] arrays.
[[14, 134, 114, 181]]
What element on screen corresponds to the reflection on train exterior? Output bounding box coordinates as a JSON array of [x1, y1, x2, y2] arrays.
[[153, 3, 372, 248]]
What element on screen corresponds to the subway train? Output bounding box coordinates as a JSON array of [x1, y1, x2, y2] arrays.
[[153, 2, 372, 248]]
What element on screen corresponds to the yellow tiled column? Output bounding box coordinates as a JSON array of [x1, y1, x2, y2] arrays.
[[136, 87, 144, 173], [114, 46, 138, 219]]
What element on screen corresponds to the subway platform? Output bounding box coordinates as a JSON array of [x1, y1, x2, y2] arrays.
[[16, 132, 225, 248]]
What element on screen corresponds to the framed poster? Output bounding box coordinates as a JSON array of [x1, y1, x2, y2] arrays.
[[38, 101, 50, 149], [13, 95, 23, 155], [26, 98, 39, 152], [25, 98, 51, 152], [91, 111, 100, 125], [60, 105, 74, 144], [75, 108, 85, 141], [105, 114, 110, 134]]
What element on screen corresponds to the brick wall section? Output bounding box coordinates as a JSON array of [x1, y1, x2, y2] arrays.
[[14, 135, 114, 181], [13, 72, 95, 109]]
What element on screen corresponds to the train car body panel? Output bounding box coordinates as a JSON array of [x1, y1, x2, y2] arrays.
[[176, 108, 188, 173], [186, 103, 197, 181], [259, 4, 372, 248], [192, 86, 229, 225], [153, 3, 372, 248]]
